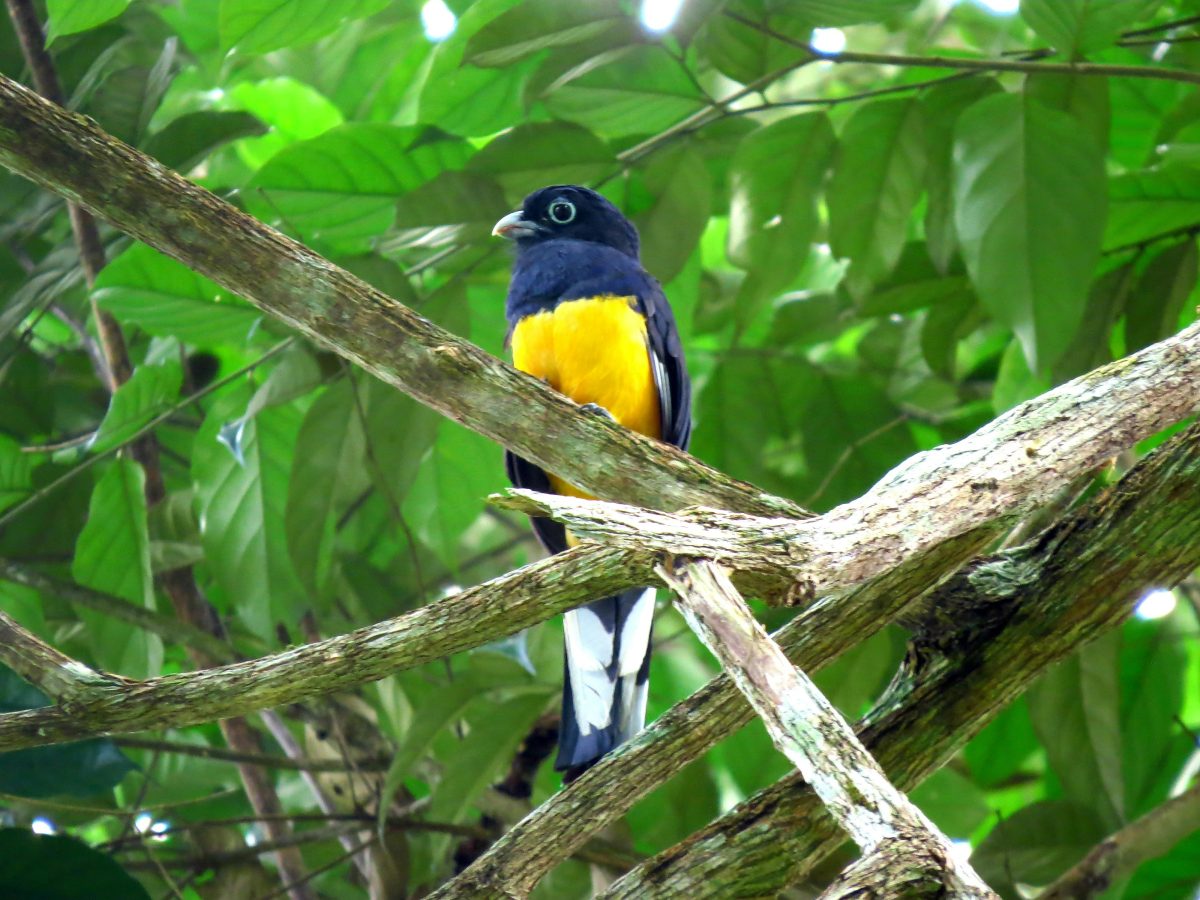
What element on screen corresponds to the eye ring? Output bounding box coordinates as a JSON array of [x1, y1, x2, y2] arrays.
[[547, 199, 576, 224]]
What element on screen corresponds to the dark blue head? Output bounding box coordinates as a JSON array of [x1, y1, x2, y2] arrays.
[[492, 185, 640, 260]]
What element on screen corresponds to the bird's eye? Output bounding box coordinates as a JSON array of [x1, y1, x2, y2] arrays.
[[547, 199, 576, 224]]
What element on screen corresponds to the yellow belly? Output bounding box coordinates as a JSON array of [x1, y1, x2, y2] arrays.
[[512, 295, 661, 500]]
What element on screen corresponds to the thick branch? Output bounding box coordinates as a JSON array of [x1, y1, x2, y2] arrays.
[[0, 610, 120, 699], [599, 422, 1200, 898], [500, 319, 1200, 602], [0, 546, 647, 750], [0, 72, 798, 519], [1039, 784, 1200, 900], [661, 559, 994, 898]]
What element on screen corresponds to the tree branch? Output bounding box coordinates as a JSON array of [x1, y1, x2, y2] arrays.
[[0, 609, 121, 699], [660, 558, 995, 898], [0, 71, 801, 520], [498, 319, 1200, 603], [1038, 784, 1200, 900], [599, 421, 1200, 898], [0, 546, 647, 750], [725, 11, 1200, 85]]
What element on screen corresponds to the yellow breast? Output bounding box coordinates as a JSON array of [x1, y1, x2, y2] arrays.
[[512, 295, 661, 500]]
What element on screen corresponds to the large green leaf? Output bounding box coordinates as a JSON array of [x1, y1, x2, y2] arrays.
[[45, 0, 130, 41], [428, 691, 551, 823], [464, 0, 625, 67], [143, 110, 266, 173], [402, 422, 498, 570], [72, 459, 162, 679], [921, 77, 1001, 273], [0, 434, 35, 515], [828, 98, 926, 300], [225, 77, 345, 169], [727, 113, 835, 295], [466, 122, 615, 203], [1024, 71, 1110, 152], [1120, 617, 1192, 816], [789, 0, 920, 25], [540, 45, 706, 139], [0, 665, 136, 799], [358, 376, 440, 509], [0, 829, 149, 899], [1106, 165, 1200, 252], [246, 124, 474, 252], [90, 362, 183, 456], [635, 146, 712, 283], [193, 394, 306, 639], [1027, 632, 1125, 827], [953, 92, 1106, 371], [971, 799, 1108, 891], [220, 0, 389, 53], [1125, 238, 1197, 352], [285, 379, 370, 600], [93, 243, 261, 347], [1020, 0, 1160, 58], [963, 697, 1039, 789]]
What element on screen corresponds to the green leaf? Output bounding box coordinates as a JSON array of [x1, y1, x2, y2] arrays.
[[1052, 262, 1134, 382], [143, 110, 267, 173], [193, 395, 306, 639], [220, 0, 389, 53], [90, 362, 183, 456], [72, 459, 162, 679], [1123, 829, 1200, 899], [429, 691, 550, 824], [391, 171, 508, 245], [541, 45, 706, 139], [0, 435, 35, 515], [1027, 632, 1125, 827], [1024, 72, 1110, 152], [0, 665, 137, 798], [1120, 617, 1192, 815], [789, 0, 920, 25], [697, 2, 809, 85], [46, 0, 130, 41], [971, 799, 1108, 891], [828, 98, 926, 300], [635, 146, 712, 283], [93, 243, 261, 347], [467, 122, 615, 203], [909, 768, 990, 839], [1020, 0, 1160, 58], [727, 113, 835, 295], [402, 422, 497, 569], [225, 77, 344, 169], [921, 77, 1002, 273], [953, 92, 1106, 371], [1125, 238, 1198, 352], [0, 829, 149, 898], [358, 376, 440, 508], [285, 379, 370, 600], [859, 242, 974, 317], [1106, 165, 1200, 252], [246, 124, 474, 253], [768, 291, 850, 348], [465, 0, 624, 67], [964, 697, 1039, 789]]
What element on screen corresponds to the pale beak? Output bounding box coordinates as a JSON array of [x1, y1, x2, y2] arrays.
[[492, 210, 541, 240]]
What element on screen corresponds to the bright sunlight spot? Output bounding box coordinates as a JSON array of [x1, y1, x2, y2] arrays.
[[134, 812, 153, 834], [1135, 588, 1177, 620], [421, 0, 456, 42], [641, 0, 685, 32], [969, 0, 1020, 14], [31, 817, 56, 835], [810, 27, 846, 55]]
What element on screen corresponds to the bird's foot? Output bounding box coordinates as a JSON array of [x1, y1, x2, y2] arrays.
[[580, 402, 615, 421]]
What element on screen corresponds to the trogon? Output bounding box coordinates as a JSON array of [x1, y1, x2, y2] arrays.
[[493, 185, 692, 778]]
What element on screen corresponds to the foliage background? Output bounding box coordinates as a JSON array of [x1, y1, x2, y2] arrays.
[[0, 0, 1199, 896]]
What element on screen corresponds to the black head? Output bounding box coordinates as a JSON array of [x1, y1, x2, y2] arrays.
[[492, 185, 640, 259]]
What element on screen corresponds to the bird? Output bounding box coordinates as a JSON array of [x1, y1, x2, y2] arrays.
[[493, 185, 691, 779]]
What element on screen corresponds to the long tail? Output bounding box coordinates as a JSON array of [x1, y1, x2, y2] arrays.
[[556, 587, 655, 776]]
